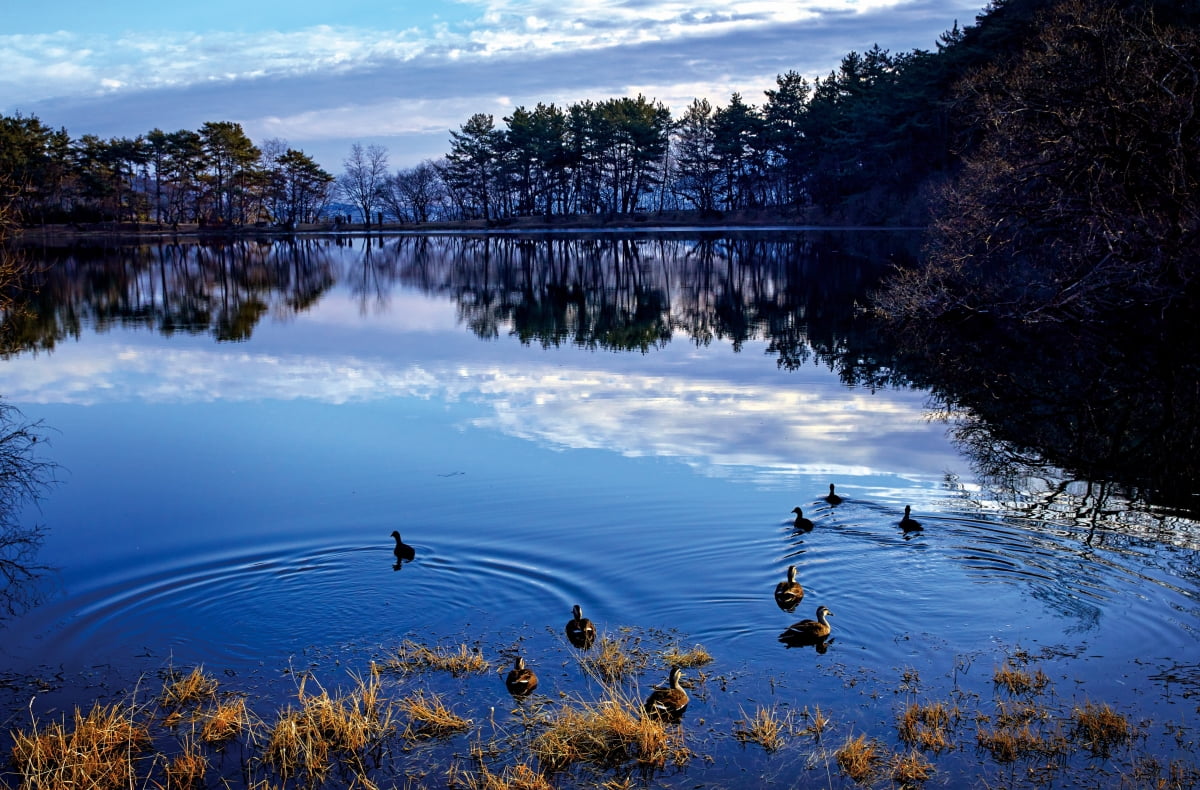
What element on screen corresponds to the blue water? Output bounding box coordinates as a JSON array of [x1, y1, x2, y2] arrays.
[[1, 233, 1197, 787]]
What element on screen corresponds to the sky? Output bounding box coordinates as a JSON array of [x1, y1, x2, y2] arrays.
[[2, 0, 984, 174]]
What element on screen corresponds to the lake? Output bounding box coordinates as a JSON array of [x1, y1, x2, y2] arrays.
[[1, 231, 1197, 788]]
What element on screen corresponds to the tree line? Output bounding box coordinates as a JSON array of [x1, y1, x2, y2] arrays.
[[1, 0, 1055, 231], [2, 0, 1196, 245]]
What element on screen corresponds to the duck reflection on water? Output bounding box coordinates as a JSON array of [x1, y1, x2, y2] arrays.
[[773, 565, 804, 612], [779, 605, 834, 651], [566, 604, 596, 649], [390, 530, 415, 570]]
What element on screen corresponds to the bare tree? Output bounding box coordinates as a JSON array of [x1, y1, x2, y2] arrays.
[[338, 143, 390, 226], [0, 403, 56, 617]]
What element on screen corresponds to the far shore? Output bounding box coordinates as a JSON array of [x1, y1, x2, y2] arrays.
[[9, 207, 921, 246]]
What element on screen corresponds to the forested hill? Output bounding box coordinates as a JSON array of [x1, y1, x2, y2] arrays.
[[1, 0, 1197, 232]]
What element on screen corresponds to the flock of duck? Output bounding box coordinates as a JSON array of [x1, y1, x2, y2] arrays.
[[390, 483, 924, 721]]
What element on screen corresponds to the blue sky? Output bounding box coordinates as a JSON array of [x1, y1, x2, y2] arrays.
[[3, 0, 984, 173]]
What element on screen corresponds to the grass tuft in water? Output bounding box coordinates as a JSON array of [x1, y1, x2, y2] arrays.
[[262, 673, 396, 785], [1071, 701, 1133, 756], [660, 644, 713, 668], [531, 688, 690, 773], [992, 661, 1050, 696], [161, 738, 209, 789], [581, 634, 651, 683], [733, 704, 792, 752], [159, 666, 220, 709], [889, 748, 933, 785], [399, 690, 472, 739], [448, 760, 555, 790], [897, 700, 958, 752], [383, 640, 492, 675], [835, 733, 885, 784], [200, 696, 249, 745], [9, 701, 153, 790]]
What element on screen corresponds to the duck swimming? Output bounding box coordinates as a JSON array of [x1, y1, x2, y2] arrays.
[[824, 484, 843, 505], [505, 656, 538, 696], [774, 565, 804, 611], [791, 507, 814, 531], [899, 505, 923, 532], [644, 666, 688, 719], [566, 604, 596, 649], [781, 605, 834, 640], [390, 531, 415, 567]]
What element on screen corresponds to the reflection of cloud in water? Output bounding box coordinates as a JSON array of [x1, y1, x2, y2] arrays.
[[2, 343, 958, 483]]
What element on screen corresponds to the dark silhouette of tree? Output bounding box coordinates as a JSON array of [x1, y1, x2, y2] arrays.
[[338, 143, 389, 226]]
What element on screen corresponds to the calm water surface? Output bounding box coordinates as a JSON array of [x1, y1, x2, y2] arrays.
[[0, 232, 1197, 787]]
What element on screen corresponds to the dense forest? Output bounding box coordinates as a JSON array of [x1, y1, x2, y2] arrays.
[[0, 0, 1109, 232]]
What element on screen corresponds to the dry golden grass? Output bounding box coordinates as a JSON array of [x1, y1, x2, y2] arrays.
[[159, 666, 220, 709], [399, 690, 472, 739], [1072, 701, 1132, 755], [733, 705, 792, 752], [384, 640, 492, 675], [161, 741, 208, 789], [993, 661, 1050, 695], [449, 761, 555, 790], [890, 748, 933, 785], [897, 700, 957, 752], [9, 702, 153, 790], [582, 634, 650, 683], [660, 644, 714, 668], [799, 705, 830, 738], [976, 720, 1068, 763], [262, 673, 396, 785], [835, 733, 886, 784], [531, 690, 691, 773], [200, 696, 249, 745]]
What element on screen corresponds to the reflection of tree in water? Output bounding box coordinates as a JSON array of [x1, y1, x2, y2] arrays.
[[391, 232, 913, 354], [0, 238, 339, 352], [879, 307, 1200, 526], [0, 403, 56, 619]]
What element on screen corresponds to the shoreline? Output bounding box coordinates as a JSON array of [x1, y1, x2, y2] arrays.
[[9, 208, 922, 246]]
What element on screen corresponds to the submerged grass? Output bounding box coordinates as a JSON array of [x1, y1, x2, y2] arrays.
[[399, 691, 472, 739], [581, 634, 651, 683], [897, 700, 958, 752], [1072, 701, 1133, 756], [383, 640, 492, 676], [835, 733, 885, 784]]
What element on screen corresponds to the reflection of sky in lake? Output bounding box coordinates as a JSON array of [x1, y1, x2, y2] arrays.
[[1, 289, 962, 493]]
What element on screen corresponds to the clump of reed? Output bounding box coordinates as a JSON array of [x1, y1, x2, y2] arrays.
[[835, 733, 885, 784], [993, 661, 1050, 696], [975, 703, 1068, 765], [398, 690, 473, 739], [160, 738, 209, 789], [582, 634, 651, 683], [889, 748, 933, 785], [9, 701, 153, 790], [1072, 701, 1132, 756], [733, 704, 793, 752], [531, 689, 690, 773], [660, 644, 713, 668], [897, 700, 958, 752], [382, 640, 492, 675], [199, 696, 250, 745], [799, 705, 830, 738], [159, 666, 220, 709], [448, 760, 555, 790], [261, 673, 396, 786]]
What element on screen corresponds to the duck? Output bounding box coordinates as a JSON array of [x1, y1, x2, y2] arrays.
[[774, 565, 804, 611], [644, 666, 688, 719], [390, 531, 415, 565], [899, 505, 923, 532], [565, 604, 596, 649], [791, 507, 814, 531], [782, 605, 834, 640], [505, 656, 538, 696], [824, 484, 843, 506]]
